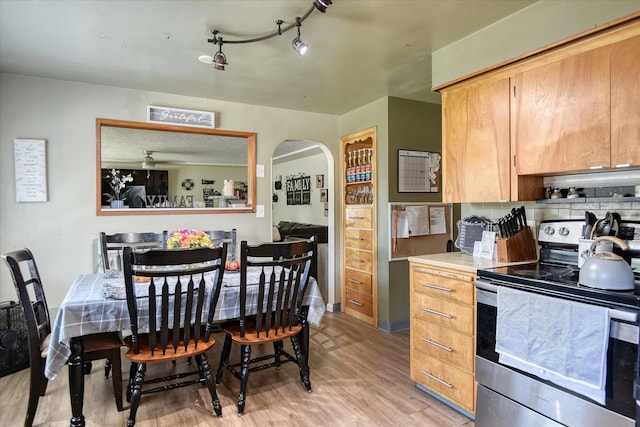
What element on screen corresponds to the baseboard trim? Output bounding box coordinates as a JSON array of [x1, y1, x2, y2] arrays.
[[326, 302, 340, 313]]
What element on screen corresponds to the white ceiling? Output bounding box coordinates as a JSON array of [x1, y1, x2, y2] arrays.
[[0, 0, 538, 116]]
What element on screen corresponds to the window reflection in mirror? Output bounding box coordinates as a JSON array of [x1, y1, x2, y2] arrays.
[[97, 118, 256, 215]]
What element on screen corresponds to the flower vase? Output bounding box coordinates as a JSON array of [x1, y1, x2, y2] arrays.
[[110, 200, 124, 209]]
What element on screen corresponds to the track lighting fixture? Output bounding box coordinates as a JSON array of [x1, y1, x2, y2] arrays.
[[205, 0, 331, 70]]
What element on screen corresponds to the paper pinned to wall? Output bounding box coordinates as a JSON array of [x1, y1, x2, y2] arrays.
[[406, 205, 430, 236], [429, 206, 447, 234], [396, 211, 410, 238]]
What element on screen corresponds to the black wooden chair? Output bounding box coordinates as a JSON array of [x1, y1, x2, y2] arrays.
[[121, 244, 227, 426], [2, 249, 124, 427], [205, 229, 237, 257], [215, 237, 316, 415], [99, 231, 167, 377], [100, 231, 167, 272]]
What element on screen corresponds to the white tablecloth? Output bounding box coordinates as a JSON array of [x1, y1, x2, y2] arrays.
[[45, 270, 325, 380]]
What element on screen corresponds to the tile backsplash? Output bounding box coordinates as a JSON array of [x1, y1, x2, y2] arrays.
[[463, 201, 640, 231]]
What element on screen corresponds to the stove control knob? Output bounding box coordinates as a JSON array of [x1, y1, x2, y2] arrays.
[[559, 227, 570, 237], [543, 225, 555, 236]]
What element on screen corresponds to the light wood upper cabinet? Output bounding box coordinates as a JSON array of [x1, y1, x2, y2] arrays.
[[437, 15, 639, 203], [611, 35, 640, 168], [512, 47, 611, 175], [442, 77, 511, 203]]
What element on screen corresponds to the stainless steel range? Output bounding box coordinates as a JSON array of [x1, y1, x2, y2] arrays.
[[475, 217, 640, 427]]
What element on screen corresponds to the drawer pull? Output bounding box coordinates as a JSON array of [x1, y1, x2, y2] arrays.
[[420, 282, 452, 292], [413, 267, 472, 282], [422, 370, 453, 389], [421, 307, 453, 319], [421, 337, 452, 352], [348, 237, 364, 241], [348, 299, 363, 307], [349, 216, 366, 220], [348, 278, 363, 284], [350, 258, 364, 263]]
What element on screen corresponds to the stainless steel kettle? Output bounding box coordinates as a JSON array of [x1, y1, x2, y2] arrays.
[[578, 236, 634, 291]]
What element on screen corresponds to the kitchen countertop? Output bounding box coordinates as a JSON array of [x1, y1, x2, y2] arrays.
[[408, 252, 535, 274]]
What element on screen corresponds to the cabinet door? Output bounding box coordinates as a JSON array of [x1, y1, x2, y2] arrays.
[[442, 77, 511, 203], [611, 35, 640, 168], [513, 47, 611, 174]]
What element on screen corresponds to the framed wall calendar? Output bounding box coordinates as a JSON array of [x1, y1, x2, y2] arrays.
[[397, 149, 441, 193]]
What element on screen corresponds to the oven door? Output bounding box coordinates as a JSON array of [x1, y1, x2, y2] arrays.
[[475, 280, 639, 427]]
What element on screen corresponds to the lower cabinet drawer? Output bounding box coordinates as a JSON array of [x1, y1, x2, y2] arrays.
[[412, 320, 474, 371], [344, 268, 372, 294], [344, 288, 373, 316], [411, 352, 475, 412], [412, 267, 474, 305], [412, 293, 474, 335], [345, 248, 372, 272]]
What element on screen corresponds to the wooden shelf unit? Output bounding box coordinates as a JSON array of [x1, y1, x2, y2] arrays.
[[340, 126, 377, 327]]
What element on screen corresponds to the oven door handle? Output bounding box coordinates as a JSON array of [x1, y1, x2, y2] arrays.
[[475, 279, 499, 293]]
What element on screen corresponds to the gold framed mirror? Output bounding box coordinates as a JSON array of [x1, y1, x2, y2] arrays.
[[96, 118, 256, 216]]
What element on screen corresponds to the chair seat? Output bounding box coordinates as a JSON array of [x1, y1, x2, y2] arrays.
[[124, 334, 215, 364], [82, 332, 124, 352], [222, 319, 303, 344]]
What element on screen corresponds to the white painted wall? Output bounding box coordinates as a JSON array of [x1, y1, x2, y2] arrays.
[[272, 151, 329, 227], [0, 74, 339, 308]]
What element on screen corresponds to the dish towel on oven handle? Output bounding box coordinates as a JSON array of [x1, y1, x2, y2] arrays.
[[495, 286, 610, 404]]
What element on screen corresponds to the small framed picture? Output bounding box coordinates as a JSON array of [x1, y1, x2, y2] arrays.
[[320, 188, 328, 202], [316, 174, 324, 188]]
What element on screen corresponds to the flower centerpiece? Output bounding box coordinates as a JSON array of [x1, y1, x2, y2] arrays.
[[104, 168, 133, 208], [166, 229, 213, 249]]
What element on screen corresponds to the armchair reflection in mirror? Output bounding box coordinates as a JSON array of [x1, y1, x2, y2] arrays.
[[97, 118, 256, 215]]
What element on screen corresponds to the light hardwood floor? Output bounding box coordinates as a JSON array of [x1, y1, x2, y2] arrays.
[[0, 312, 475, 426]]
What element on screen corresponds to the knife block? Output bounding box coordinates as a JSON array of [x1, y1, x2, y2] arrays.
[[496, 226, 538, 262]]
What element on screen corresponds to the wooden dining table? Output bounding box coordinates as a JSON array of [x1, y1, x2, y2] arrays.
[[46, 268, 325, 427]]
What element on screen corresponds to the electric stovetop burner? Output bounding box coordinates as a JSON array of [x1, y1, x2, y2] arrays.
[[479, 262, 640, 310]]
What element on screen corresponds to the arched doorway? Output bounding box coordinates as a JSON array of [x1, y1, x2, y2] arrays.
[[271, 140, 336, 311]]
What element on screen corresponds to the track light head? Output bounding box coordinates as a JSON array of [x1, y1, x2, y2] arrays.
[[292, 37, 308, 55], [213, 39, 227, 71], [292, 17, 308, 55], [313, 0, 332, 13], [213, 51, 227, 70]]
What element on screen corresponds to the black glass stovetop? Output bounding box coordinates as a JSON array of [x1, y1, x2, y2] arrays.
[[478, 262, 640, 310]]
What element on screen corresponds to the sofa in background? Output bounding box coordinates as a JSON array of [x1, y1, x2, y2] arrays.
[[275, 221, 328, 244], [274, 221, 329, 303]]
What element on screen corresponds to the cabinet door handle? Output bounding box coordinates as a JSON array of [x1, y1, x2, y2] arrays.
[[349, 216, 366, 220], [348, 278, 363, 284], [348, 237, 364, 241], [350, 258, 364, 263], [421, 337, 452, 352], [420, 282, 452, 292], [421, 307, 453, 319], [421, 370, 453, 389], [348, 299, 363, 307], [590, 165, 603, 170]]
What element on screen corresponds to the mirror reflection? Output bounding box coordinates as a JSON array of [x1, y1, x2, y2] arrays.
[[97, 118, 256, 215]]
